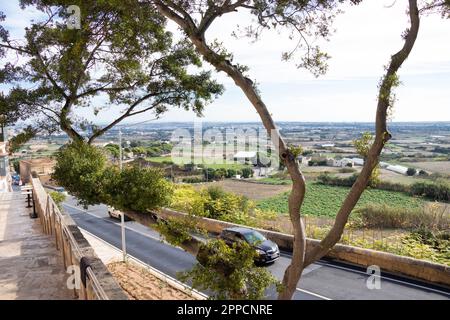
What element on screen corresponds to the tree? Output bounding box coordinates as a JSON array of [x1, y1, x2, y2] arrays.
[[104, 143, 120, 160], [53, 141, 173, 210], [0, 0, 223, 143], [149, 0, 446, 299], [407, 167, 417, 176]]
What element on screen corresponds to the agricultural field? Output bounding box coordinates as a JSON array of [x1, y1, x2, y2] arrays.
[[147, 156, 251, 170], [256, 182, 424, 218], [192, 180, 291, 200], [402, 161, 450, 175]]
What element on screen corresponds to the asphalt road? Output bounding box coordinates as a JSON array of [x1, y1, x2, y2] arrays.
[[62, 197, 450, 300]]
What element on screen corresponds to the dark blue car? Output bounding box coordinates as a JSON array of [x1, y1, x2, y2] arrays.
[[219, 227, 280, 264]]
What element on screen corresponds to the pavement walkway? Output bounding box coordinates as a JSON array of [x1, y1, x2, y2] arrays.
[[0, 192, 74, 300]]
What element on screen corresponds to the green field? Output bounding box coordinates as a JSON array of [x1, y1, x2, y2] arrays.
[[146, 156, 174, 163], [255, 177, 292, 185], [256, 182, 424, 218], [146, 157, 250, 170]]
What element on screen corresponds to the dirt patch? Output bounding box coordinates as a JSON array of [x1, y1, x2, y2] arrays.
[[192, 180, 291, 200], [107, 261, 195, 300]]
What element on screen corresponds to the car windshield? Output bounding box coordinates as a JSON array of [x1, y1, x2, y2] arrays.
[[243, 231, 265, 244]]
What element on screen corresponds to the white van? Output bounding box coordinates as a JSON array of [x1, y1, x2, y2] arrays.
[[107, 206, 132, 221]]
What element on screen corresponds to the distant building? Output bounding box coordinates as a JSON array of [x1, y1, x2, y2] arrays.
[[319, 143, 335, 149], [386, 164, 409, 175], [233, 151, 257, 165], [297, 156, 311, 165], [20, 158, 56, 183], [351, 158, 364, 166], [326, 158, 354, 167]]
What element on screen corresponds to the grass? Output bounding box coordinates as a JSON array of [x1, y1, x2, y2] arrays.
[[146, 156, 173, 163], [256, 182, 424, 218], [147, 156, 250, 170], [256, 177, 292, 185]]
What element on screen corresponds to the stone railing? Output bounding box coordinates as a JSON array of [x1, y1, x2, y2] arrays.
[[30, 176, 127, 300]]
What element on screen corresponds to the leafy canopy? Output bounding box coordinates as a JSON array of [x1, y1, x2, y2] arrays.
[[53, 141, 173, 210], [1, 0, 223, 141]]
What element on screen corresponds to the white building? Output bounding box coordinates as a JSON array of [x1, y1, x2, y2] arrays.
[[386, 164, 409, 175]]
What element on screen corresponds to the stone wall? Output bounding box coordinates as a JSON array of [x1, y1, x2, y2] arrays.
[[31, 177, 127, 300]]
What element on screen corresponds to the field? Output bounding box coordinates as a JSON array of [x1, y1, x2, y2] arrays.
[[402, 161, 450, 175], [192, 180, 291, 200], [146, 156, 174, 163], [147, 156, 250, 170], [256, 182, 424, 218]]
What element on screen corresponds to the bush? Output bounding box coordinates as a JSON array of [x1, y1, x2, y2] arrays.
[[226, 168, 237, 178], [170, 185, 254, 222], [418, 169, 428, 176], [406, 167, 417, 176], [49, 191, 66, 210], [308, 159, 327, 166], [410, 179, 450, 202], [103, 166, 173, 213], [317, 173, 358, 187], [376, 180, 410, 193], [182, 177, 204, 183], [354, 203, 449, 230], [241, 167, 253, 178]]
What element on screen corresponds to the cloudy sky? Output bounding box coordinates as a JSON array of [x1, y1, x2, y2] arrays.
[[1, 0, 449, 124]]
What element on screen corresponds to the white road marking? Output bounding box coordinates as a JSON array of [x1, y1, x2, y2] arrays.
[[314, 261, 450, 297], [295, 288, 332, 300]]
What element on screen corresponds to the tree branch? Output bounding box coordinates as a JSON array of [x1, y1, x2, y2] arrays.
[[303, 0, 420, 268]]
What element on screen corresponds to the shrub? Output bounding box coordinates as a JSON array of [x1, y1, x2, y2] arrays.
[[103, 166, 173, 213], [354, 203, 449, 230], [241, 167, 254, 178], [376, 180, 410, 193], [226, 168, 237, 178], [170, 185, 254, 222], [49, 191, 66, 210], [182, 177, 204, 183], [418, 169, 428, 176], [410, 179, 450, 202], [308, 159, 327, 166], [406, 167, 417, 176], [317, 173, 358, 187]]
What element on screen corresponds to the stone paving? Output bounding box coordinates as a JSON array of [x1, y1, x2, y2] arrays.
[[0, 192, 74, 300]]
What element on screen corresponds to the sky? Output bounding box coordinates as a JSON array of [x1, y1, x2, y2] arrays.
[[1, 0, 449, 124]]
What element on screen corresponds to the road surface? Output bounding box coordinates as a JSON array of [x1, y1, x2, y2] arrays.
[[62, 197, 450, 300]]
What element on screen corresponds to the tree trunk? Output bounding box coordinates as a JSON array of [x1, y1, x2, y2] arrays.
[[154, 0, 420, 300]]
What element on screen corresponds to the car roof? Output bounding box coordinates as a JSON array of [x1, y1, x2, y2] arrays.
[[223, 227, 257, 235]]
